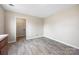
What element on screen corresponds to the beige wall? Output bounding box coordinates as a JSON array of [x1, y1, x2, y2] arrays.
[[44, 5, 79, 49], [5, 11, 43, 43], [0, 6, 4, 34]]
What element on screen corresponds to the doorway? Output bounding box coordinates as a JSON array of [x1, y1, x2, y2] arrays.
[[16, 18, 26, 42]]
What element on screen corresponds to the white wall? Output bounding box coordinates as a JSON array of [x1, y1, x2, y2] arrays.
[[26, 16, 44, 39], [5, 11, 43, 43], [44, 5, 79, 49], [5, 11, 16, 43], [0, 6, 4, 34]]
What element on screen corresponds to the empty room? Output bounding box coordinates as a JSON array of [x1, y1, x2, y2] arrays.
[[0, 4, 79, 55]]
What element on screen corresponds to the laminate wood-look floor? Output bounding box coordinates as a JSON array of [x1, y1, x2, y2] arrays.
[[8, 37, 79, 55]]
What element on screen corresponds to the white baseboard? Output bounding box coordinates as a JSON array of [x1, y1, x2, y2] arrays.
[[26, 36, 43, 40], [8, 35, 79, 49], [16, 35, 25, 38], [8, 40, 16, 43], [44, 36, 79, 49]]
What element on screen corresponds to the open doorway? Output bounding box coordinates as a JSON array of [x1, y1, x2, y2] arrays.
[[16, 18, 26, 42]]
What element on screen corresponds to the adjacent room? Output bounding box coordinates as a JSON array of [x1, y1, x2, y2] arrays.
[[16, 18, 26, 42], [0, 4, 79, 55]]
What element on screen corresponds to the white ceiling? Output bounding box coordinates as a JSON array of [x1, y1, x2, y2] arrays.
[[2, 4, 76, 18]]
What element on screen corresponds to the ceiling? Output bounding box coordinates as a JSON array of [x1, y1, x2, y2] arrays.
[[2, 4, 76, 18]]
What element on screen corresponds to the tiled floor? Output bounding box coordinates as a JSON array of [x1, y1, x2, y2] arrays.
[[8, 37, 79, 55]]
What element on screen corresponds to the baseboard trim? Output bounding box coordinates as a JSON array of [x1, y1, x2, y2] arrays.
[[26, 36, 43, 40], [16, 35, 25, 38], [8, 41, 16, 43], [8, 35, 79, 49], [44, 36, 79, 49]]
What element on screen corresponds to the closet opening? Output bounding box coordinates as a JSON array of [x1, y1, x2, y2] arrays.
[[16, 18, 26, 42]]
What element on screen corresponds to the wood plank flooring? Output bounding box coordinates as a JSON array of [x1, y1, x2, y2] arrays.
[[8, 37, 79, 55]]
